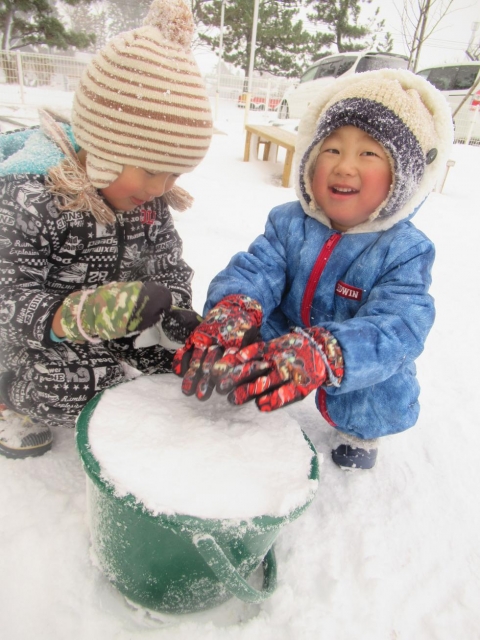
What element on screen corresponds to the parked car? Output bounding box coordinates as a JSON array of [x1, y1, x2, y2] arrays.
[[237, 93, 281, 111], [416, 62, 480, 143], [277, 51, 409, 119]]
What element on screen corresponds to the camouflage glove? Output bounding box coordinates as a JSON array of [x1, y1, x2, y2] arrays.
[[60, 281, 172, 343], [172, 294, 263, 401], [214, 327, 344, 412]]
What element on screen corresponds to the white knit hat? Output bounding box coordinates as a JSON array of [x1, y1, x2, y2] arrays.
[[295, 69, 454, 234], [72, 0, 213, 189]]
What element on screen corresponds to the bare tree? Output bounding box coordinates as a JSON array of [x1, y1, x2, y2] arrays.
[[399, 0, 455, 71], [466, 20, 479, 61]]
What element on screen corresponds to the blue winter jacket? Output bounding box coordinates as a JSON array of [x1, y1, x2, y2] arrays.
[[205, 201, 435, 439], [205, 70, 454, 440]]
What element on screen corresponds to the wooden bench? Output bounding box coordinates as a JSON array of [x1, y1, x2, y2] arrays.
[[243, 124, 297, 188]]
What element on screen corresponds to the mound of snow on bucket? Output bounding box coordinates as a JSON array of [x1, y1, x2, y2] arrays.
[[88, 375, 318, 520]]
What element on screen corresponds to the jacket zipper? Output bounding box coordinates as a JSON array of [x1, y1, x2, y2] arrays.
[[301, 232, 341, 327], [300, 231, 341, 427], [113, 215, 125, 279]]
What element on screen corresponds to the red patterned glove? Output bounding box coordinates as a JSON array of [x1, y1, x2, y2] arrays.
[[213, 327, 344, 411], [172, 294, 262, 400]]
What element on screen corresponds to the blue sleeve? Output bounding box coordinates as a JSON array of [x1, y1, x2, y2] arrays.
[[204, 208, 289, 317]]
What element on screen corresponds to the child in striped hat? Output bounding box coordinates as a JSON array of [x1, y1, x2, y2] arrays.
[[174, 69, 453, 470], [0, 0, 212, 458]]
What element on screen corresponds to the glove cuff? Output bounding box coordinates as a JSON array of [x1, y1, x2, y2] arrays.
[[220, 294, 263, 327], [60, 289, 96, 342], [294, 327, 344, 387]]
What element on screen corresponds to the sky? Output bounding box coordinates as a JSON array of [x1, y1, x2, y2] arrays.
[[0, 89, 479, 639], [372, 0, 480, 68], [193, 0, 480, 76]]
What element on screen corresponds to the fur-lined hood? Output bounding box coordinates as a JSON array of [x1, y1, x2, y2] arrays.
[[294, 68, 454, 234]]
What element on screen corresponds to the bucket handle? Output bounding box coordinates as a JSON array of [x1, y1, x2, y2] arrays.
[[193, 534, 277, 604]]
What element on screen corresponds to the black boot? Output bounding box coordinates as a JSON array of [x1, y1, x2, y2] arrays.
[[332, 443, 377, 470]]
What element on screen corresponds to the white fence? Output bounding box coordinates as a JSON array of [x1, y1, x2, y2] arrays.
[[1, 51, 478, 147], [0, 50, 293, 115], [0, 51, 86, 96]]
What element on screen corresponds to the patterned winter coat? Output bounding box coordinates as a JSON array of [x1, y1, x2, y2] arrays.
[[0, 126, 193, 368], [205, 70, 454, 440]]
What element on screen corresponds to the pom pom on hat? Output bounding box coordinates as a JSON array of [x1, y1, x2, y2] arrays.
[[143, 0, 195, 49], [72, 0, 212, 200]]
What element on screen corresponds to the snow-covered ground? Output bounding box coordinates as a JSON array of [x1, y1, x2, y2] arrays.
[[1, 96, 479, 640]]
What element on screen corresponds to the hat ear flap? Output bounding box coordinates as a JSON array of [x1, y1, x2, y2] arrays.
[[85, 154, 123, 189]]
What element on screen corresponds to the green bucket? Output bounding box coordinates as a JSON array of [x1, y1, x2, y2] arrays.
[[76, 391, 319, 615]]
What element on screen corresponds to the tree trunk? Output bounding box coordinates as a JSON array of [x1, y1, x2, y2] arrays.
[[411, 0, 431, 73], [2, 10, 12, 51], [1, 7, 19, 84]]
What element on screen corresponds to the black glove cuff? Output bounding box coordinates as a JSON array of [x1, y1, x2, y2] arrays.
[[161, 307, 203, 345]]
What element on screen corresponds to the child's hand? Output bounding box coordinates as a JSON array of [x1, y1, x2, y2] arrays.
[[160, 307, 203, 348], [214, 327, 344, 412], [60, 281, 173, 343], [172, 294, 262, 400], [135, 307, 203, 351]]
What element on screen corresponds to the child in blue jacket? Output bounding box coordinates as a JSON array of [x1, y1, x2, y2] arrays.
[[174, 69, 453, 470]]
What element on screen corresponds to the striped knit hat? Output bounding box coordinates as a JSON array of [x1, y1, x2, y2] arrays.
[[72, 0, 213, 190], [296, 69, 453, 233]]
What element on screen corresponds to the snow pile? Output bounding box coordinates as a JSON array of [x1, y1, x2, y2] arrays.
[[0, 97, 479, 639], [88, 375, 317, 520]]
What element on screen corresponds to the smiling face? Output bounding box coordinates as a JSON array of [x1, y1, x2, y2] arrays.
[[100, 166, 179, 212], [311, 126, 392, 232]]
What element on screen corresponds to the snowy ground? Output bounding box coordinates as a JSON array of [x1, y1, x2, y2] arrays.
[[1, 97, 479, 640]]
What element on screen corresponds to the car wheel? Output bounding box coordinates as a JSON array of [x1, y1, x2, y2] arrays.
[[278, 101, 289, 119]]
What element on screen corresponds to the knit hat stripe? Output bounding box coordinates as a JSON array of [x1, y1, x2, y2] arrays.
[[88, 150, 196, 172], [75, 86, 212, 130], [73, 106, 211, 149], [74, 129, 210, 168], [82, 69, 211, 115], [91, 63, 208, 101], [77, 86, 211, 128], [74, 116, 211, 159], [101, 45, 208, 92], [74, 114, 211, 152], [131, 31, 194, 55], [90, 62, 209, 102], [113, 37, 200, 71], [73, 114, 211, 159], [73, 123, 211, 165]]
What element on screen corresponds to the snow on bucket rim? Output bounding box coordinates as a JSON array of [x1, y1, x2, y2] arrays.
[[82, 374, 318, 521]]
